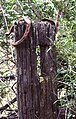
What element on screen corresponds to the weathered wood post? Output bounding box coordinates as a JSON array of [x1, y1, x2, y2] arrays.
[[15, 19, 58, 119], [36, 20, 58, 119]]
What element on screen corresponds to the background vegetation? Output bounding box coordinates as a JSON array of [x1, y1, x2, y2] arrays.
[[0, 0, 76, 118]]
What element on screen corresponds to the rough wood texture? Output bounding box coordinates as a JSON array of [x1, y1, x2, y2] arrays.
[[15, 20, 58, 119]]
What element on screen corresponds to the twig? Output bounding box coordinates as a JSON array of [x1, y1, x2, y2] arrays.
[[57, 109, 61, 119], [0, 75, 15, 82], [16, 0, 24, 13], [65, 106, 68, 119], [57, 80, 71, 87], [0, 97, 16, 112], [11, 82, 17, 95], [0, 4, 8, 31]]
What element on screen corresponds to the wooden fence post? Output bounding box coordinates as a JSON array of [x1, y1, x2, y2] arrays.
[[15, 20, 58, 119]]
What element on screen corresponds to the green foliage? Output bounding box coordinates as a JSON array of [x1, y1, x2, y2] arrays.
[[0, 0, 76, 118]]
